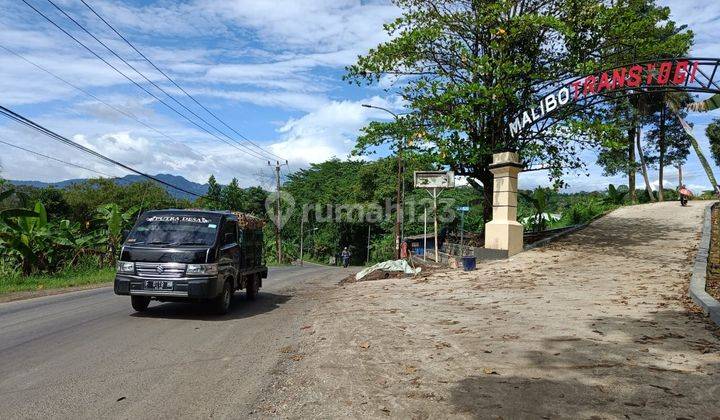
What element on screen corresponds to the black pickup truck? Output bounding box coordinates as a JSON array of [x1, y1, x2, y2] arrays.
[[114, 209, 267, 314]]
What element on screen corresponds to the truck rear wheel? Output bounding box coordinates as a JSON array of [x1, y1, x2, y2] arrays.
[[131, 296, 150, 312], [246, 275, 259, 301], [213, 280, 232, 315]]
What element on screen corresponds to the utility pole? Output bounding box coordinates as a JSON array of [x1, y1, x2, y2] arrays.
[[396, 140, 403, 259], [401, 167, 405, 242], [269, 160, 287, 264], [361, 103, 403, 259]]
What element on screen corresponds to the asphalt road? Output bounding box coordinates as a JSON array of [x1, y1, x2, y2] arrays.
[[0, 264, 349, 419]]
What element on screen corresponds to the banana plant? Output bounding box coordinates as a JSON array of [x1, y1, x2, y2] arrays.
[[95, 204, 139, 265], [520, 187, 550, 233], [603, 184, 627, 205], [54, 219, 105, 266], [0, 201, 45, 275]]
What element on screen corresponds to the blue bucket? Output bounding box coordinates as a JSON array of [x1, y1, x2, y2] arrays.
[[461, 256, 476, 271]]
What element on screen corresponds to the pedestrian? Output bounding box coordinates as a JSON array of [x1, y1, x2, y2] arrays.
[[341, 247, 351, 268]]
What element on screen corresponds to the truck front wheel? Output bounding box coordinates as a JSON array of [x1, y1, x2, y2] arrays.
[[131, 296, 150, 312], [213, 280, 232, 315]]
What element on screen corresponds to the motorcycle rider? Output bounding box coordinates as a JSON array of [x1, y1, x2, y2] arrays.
[[679, 184, 693, 206]]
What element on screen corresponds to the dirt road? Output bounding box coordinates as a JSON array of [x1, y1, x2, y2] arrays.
[[264, 202, 720, 418], [0, 265, 352, 419]]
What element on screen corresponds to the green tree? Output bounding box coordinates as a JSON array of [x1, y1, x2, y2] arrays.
[[645, 94, 691, 199], [706, 118, 720, 168], [205, 175, 222, 209], [594, 0, 692, 202], [242, 186, 267, 215], [347, 0, 689, 225], [63, 178, 179, 223], [221, 178, 243, 211]]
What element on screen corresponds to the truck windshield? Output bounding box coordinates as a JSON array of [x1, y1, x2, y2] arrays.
[[125, 214, 221, 247]]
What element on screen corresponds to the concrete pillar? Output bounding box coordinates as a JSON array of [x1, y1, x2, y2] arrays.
[[484, 152, 524, 256]]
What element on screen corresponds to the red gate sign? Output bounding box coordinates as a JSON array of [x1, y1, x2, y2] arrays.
[[509, 60, 699, 137]]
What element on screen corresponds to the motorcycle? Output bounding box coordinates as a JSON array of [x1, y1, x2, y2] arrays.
[[679, 186, 693, 206]]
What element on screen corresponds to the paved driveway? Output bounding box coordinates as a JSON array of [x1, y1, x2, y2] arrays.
[[263, 202, 720, 418]]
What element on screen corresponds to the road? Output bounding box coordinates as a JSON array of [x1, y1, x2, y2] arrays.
[[0, 264, 349, 419]]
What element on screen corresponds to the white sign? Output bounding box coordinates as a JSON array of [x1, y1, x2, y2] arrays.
[[414, 171, 455, 189]]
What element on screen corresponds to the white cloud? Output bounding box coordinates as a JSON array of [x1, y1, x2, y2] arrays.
[[3, 0, 719, 198], [0, 122, 273, 186], [185, 88, 330, 112], [0, 0, 405, 186], [83, 0, 398, 53], [659, 0, 720, 58], [268, 96, 399, 165]]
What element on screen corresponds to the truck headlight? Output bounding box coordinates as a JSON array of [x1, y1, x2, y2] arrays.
[[186, 263, 218, 276], [116, 261, 135, 273]]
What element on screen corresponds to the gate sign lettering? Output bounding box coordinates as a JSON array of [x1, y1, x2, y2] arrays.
[[509, 60, 700, 137]]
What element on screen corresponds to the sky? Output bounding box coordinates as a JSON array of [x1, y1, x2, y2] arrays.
[[0, 0, 719, 193]]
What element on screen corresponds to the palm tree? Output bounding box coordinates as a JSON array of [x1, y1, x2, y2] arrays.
[[668, 94, 720, 196]]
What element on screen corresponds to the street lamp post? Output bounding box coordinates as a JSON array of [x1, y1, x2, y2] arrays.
[[362, 103, 403, 260]]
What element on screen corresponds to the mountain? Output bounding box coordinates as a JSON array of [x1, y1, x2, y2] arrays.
[[8, 174, 209, 201]]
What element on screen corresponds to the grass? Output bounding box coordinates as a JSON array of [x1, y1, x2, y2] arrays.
[[0, 266, 115, 295]]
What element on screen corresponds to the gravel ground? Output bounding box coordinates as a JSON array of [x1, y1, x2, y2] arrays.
[[259, 201, 720, 419]]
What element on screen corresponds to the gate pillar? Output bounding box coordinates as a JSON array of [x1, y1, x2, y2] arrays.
[[484, 152, 524, 256]]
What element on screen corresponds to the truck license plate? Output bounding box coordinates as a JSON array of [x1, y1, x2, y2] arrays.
[[146, 280, 173, 290]]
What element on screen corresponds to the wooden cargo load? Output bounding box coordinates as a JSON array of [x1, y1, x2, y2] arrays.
[[233, 212, 265, 230]]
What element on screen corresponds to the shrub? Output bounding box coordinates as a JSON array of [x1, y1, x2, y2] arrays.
[[561, 197, 609, 226]]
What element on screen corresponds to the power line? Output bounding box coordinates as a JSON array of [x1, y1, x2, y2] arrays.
[[78, 0, 287, 162], [0, 105, 205, 199], [39, 0, 268, 161], [0, 137, 115, 178], [0, 43, 186, 146], [42, 0, 274, 162], [21, 0, 267, 161]]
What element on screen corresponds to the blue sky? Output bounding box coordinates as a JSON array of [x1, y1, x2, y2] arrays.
[[0, 0, 719, 193]]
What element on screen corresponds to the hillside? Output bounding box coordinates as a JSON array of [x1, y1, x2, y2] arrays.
[[8, 174, 209, 201]]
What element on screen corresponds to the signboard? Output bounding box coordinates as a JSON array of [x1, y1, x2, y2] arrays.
[[509, 60, 700, 137], [414, 171, 455, 189], [456, 206, 470, 212]]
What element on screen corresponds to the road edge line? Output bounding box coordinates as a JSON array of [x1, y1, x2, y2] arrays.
[[0, 282, 113, 304], [688, 201, 720, 327]]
